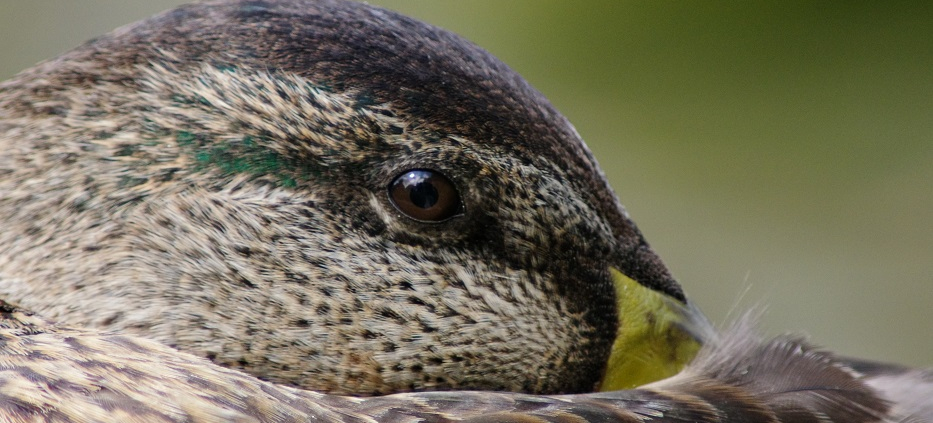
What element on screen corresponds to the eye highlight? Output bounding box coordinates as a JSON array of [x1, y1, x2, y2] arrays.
[[388, 169, 462, 222]]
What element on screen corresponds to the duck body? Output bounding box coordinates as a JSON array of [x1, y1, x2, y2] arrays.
[[0, 302, 909, 422]]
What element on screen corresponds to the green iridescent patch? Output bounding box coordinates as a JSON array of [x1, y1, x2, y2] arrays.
[[176, 132, 313, 188]]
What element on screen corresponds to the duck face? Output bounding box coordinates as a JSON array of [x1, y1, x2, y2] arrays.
[[0, 0, 697, 395]]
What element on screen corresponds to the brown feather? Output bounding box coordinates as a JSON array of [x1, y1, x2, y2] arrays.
[[0, 1, 928, 422], [0, 301, 902, 422]]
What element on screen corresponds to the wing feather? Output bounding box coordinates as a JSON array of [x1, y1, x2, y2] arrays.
[[0, 301, 921, 423]]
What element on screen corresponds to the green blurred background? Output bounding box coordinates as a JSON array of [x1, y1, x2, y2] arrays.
[[1, 2, 930, 366]]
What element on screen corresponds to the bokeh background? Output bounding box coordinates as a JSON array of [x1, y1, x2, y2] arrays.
[[1, 1, 930, 367]]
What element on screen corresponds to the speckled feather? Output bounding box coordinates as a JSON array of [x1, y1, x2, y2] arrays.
[[0, 301, 898, 422], [0, 0, 929, 421], [0, 0, 639, 394]]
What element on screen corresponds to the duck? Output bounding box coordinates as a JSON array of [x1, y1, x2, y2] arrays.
[[0, 1, 928, 421]]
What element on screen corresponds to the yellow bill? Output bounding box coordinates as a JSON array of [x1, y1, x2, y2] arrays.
[[599, 268, 713, 391]]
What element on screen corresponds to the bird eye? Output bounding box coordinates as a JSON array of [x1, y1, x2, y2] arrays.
[[388, 169, 462, 222]]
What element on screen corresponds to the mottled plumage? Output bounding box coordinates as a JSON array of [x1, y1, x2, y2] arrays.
[[0, 301, 904, 422], [0, 0, 929, 422], [0, 0, 651, 395]]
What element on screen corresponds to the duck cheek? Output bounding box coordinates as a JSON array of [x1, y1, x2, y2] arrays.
[[324, 261, 612, 395]]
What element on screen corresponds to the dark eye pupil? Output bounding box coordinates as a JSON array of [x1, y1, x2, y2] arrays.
[[409, 182, 438, 209]]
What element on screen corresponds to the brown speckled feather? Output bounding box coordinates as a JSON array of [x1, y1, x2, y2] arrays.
[[0, 301, 903, 422], [0, 0, 930, 422]]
